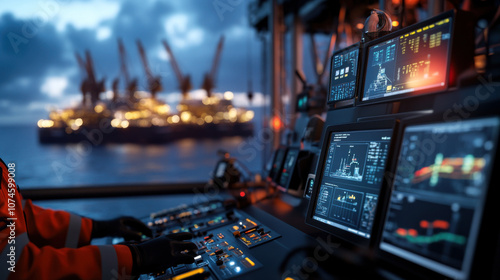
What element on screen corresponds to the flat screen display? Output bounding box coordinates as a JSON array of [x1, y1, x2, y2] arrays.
[[380, 117, 500, 279], [279, 149, 299, 188], [215, 161, 227, 178], [311, 128, 393, 239], [268, 147, 287, 182], [329, 44, 360, 103], [304, 177, 315, 199], [362, 17, 452, 102]]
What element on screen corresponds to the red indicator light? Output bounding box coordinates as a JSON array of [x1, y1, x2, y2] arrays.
[[271, 116, 283, 131]]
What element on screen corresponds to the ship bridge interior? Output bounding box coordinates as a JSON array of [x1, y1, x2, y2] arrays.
[[3, 0, 500, 279]]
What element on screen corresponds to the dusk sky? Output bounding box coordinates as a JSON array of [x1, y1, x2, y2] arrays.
[[0, 0, 273, 125]]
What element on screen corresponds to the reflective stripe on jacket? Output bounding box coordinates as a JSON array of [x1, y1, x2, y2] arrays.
[[0, 159, 133, 279]]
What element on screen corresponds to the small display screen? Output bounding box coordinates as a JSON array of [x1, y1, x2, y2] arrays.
[[215, 161, 227, 178], [279, 149, 299, 188], [380, 117, 500, 279], [329, 44, 360, 103], [311, 129, 393, 239], [362, 17, 452, 102], [304, 177, 315, 199], [269, 148, 287, 182]]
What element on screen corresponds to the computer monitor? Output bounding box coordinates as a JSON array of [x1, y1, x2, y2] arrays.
[[268, 147, 287, 183], [278, 148, 299, 189], [212, 158, 240, 189], [276, 147, 312, 196], [379, 117, 500, 279], [215, 161, 227, 178], [360, 10, 473, 104], [306, 121, 396, 246], [328, 43, 361, 106]]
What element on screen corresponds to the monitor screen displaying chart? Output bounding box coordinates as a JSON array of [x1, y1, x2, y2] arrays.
[[311, 128, 393, 239], [379, 117, 500, 279], [362, 16, 453, 102]]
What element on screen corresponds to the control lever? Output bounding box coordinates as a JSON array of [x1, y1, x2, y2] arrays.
[[194, 255, 203, 264]]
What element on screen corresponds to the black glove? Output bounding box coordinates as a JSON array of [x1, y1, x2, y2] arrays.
[[127, 232, 198, 275], [91, 216, 153, 241]]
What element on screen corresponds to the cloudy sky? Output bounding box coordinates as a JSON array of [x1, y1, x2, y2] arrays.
[[0, 0, 268, 124]]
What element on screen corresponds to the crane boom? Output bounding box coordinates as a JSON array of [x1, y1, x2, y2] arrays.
[[84, 50, 97, 86], [136, 40, 162, 99], [84, 50, 105, 105], [162, 39, 183, 86], [118, 38, 131, 86], [201, 36, 225, 97], [75, 52, 86, 72], [75, 52, 88, 106], [136, 40, 154, 81], [111, 77, 119, 102], [210, 35, 225, 81]]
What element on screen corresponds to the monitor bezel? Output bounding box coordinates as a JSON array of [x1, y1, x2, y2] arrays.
[[327, 42, 362, 108], [305, 120, 399, 248], [374, 113, 500, 279], [357, 10, 466, 106]]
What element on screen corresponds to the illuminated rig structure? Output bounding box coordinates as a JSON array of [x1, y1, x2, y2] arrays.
[[38, 39, 254, 144], [38, 91, 255, 144]]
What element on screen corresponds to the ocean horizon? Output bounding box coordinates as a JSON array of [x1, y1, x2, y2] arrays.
[[0, 110, 268, 189]]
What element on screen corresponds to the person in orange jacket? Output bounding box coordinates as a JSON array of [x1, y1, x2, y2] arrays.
[[0, 158, 198, 279]]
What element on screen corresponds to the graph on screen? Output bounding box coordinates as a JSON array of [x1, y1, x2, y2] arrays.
[[363, 17, 453, 102], [380, 117, 500, 279], [410, 155, 485, 186], [394, 121, 496, 197], [330, 188, 364, 227], [312, 128, 393, 239], [326, 144, 368, 182], [383, 197, 473, 269]]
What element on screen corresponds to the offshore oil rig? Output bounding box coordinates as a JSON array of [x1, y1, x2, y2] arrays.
[[37, 37, 254, 144]]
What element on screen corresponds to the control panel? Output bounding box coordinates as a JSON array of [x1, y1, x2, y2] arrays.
[[144, 200, 282, 279], [147, 200, 230, 237]]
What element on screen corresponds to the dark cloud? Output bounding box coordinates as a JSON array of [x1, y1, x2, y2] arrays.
[[184, 0, 249, 34], [155, 0, 262, 93], [64, 0, 262, 95], [81, 0, 175, 92], [0, 13, 71, 103], [0, 0, 265, 124], [112, 0, 174, 45]]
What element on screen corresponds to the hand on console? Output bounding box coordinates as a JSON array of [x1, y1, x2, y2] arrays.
[[127, 232, 198, 275], [92, 216, 154, 241]]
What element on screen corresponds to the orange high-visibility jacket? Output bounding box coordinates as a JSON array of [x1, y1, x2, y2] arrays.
[[0, 159, 133, 279]]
